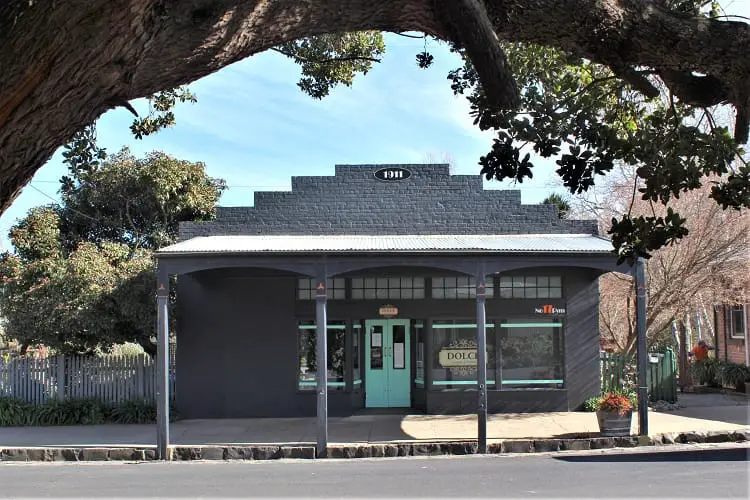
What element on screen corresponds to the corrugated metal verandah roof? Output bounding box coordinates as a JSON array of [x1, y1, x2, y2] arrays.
[[156, 234, 614, 256]]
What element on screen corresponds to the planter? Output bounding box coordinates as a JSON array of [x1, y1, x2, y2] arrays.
[[596, 409, 633, 437]]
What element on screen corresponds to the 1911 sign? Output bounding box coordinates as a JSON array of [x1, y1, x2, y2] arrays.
[[374, 167, 412, 181]]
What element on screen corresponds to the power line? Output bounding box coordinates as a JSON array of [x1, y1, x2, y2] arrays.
[[27, 184, 97, 221]]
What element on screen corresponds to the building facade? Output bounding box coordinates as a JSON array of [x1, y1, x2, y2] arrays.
[[715, 303, 749, 366], [157, 164, 626, 420]]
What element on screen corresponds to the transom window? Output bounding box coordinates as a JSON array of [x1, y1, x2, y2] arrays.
[[297, 278, 345, 300], [498, 276, 562, 299], [351, 277, 425, 299], [432, 277, 495, 299]]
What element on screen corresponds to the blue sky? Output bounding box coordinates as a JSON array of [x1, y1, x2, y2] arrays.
[[2, 1, 748, 251]]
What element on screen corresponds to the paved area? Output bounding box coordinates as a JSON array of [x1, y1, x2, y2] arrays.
[[1, 444, 748, 498], [671, 391, 750, 426], [0, 393, 746, 448]]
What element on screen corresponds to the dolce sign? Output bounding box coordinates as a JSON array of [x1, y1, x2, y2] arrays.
[[535, 304, 566, 315], [374, 167, 412, 181], [439, 349, 477, 367]]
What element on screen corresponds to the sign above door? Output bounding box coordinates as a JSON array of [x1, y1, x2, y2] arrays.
[[378, 305, 399, 317]]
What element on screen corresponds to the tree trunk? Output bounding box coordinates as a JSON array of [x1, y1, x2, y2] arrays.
[[678, 317, 690, 390], [1, 0, 748, 213]]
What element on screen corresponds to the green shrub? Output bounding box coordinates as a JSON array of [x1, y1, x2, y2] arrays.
[[100, 343, 146, 357], [108, 400, 157, 424], [691, 359, 725, 387], [0, 397, 176, 426], [583, 396, 601, 412], [720, 363, 750, 389], [0, 396, 30, 426]]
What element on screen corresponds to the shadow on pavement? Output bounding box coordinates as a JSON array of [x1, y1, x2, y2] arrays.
[[554, 447, 750, 463]]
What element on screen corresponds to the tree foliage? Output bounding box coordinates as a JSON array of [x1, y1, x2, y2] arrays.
[[274, 31, 386, 99], [445, 34, 745, 263], [542, 193, 571, 220], [0, 150, 224, 354], [60, 147, 225, 251], [5, 0, 747, 268]]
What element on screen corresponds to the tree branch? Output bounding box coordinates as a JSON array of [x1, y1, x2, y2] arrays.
[[270, 47, 381, 65], [432, 0, 519, 109], [1, 0, 749, 213]]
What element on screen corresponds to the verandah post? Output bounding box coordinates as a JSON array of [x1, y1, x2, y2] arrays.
[[315, 262, 328, 458], [476, 263, 488, 454], [635, 256, 649, 436], [156, 263, 171, 460]]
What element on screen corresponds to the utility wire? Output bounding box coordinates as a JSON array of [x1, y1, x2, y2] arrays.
[[27, 184, 97, 221]]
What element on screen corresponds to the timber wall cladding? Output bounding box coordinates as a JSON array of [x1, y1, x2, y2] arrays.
[[179, 164, 598, 239], [0, 354, 175, 404]]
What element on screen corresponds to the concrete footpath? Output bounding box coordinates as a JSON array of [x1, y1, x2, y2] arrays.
[[0, 392, 747, 461]]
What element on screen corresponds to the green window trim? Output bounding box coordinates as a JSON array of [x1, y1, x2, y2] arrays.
[[432, 323, 495, 329], [499, 323, 563, 328], [502, 379, 564, 385], [432, 380, 497, 386], [297, 325, 348, 330], [298, 381, 347, 388]]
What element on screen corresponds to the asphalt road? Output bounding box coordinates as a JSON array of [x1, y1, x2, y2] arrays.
[[0, 444, 748, 498]]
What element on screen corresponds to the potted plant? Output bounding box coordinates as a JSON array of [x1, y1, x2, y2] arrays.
[[595, 392, 634, 437]]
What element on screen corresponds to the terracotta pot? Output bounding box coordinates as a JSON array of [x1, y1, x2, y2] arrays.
[[596, 409, 633, 437]]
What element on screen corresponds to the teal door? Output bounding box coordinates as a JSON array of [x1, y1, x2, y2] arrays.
[[365, 319, 410, 407]]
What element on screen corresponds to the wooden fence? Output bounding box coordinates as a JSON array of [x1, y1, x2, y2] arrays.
[[600, 348, 677, 403], [0, 354, 176, 404]]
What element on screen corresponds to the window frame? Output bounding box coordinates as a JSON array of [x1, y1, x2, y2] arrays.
[[429, 319, 497, 391], [497, 317, 565, 389], [431, 276, 495, 300], [350, 276, 426, 300], [296, 319, 349, 392], [497, 275, 563, 300], [730, 305, 747, 339]]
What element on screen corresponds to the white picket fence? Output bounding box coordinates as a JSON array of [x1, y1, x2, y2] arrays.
[[0, 354, 176, 404]]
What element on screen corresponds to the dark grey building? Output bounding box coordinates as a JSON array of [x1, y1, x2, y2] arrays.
[[155, 164, 626, 428]]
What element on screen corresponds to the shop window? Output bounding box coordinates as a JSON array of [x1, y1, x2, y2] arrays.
[[499, 319, 564, 388], [350, 277, 425, 299], [431, 320, 496, 390], [432, 276, 495, 299], [730, 305, 747, 339], [297, 278, 345, 300], [498, 276, 562, 299], [413, 321, 425, 387], [297, 320, 346, 390]]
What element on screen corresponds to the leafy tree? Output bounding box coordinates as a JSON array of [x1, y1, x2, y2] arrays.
[[0, 151, 224, 355], [2, 1, 748, 267], [447, 31, 746, 263], [59, 148, 225, 251], [542, 193, 571, 220]]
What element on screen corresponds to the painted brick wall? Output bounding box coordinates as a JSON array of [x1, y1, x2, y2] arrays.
[[180, 164, 598, 239]]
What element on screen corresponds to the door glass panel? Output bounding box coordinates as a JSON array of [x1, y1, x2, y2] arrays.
[[370, 325, 383, 370], [392, 325, 405, 369]]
